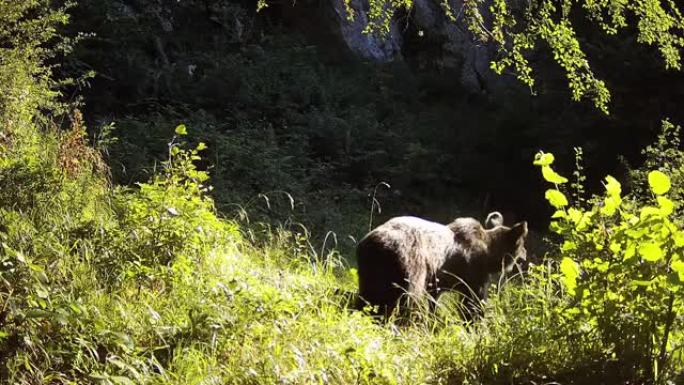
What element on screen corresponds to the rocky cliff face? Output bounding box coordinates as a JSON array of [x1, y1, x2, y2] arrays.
[[327, 0, 403, 62], [324, 0, 506, 94]]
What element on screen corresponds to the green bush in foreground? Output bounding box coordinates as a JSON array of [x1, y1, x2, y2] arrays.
[[535, 148, 684, 383]]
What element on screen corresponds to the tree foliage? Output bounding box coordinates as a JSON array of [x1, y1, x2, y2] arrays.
[[0, 0, 73, 124], [360, 0, 684, 113]]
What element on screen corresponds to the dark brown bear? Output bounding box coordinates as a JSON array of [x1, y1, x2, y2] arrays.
[[356, 212, 527, 317]]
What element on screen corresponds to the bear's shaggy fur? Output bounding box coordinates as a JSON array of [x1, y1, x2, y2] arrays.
[[356, 213, 527, 317]]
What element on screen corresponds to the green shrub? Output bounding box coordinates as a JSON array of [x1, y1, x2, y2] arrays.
[[535, 148, 684, 382], [104, 125, 240, 284]]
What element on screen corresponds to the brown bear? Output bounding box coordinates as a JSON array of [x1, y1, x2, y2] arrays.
[[356, 212, 527, 318]]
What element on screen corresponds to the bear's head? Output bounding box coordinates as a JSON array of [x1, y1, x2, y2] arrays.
[[485, 218, 528, 273]]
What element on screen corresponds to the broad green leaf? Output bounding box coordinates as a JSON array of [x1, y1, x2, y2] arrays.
[[561, 240, 576, 252], [648, 170, 671, 195], [196, 142, 208, 151], [674, 232, 684, 247], [533, 152, 555, 166], [594, 258, 609, 272], [657, 196, 674, 216], [542, 166, 568, 184], [600, 195, 620, 216], [567, 207, 582, 224], [549, 221, 563, 234], [624, 244, 636, 260], [671, 258, 684, 282], [577, 211, 593, 231], [639, 242, 663, 262], [560, 257, 580, 295], [609, 242, 621, 254], [552, 210, 566, 219], [603, 175, 621, 197], [640, 206, 661, 220], [175, 124, 188, 136], [545, 189, 568, 208]]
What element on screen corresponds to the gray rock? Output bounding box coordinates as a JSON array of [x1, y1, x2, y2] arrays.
[[322, 0, 516, 94], [327, 0, 403, 62]]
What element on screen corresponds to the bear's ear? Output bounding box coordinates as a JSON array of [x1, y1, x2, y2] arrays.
[[485, 211, 504, 228], [510, 221, 528, 239]]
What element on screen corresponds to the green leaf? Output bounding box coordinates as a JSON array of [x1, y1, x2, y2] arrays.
[[603, 175, 621, 197], [674, 232, 684, 247], [639, 242, 663, 262], [552, 210, 566, 219], [609, 242, 621, 254], [648, 170, 671, 195], [533, 152, 555, 167], [624, 244, 636, 260], [657, 196, 674, 216], [567, 207, 582, 224], [196, 142, 208, 151], [640, 206, 661, 220], [600, 195, 621, 216], [545, 189, 568, 208], [577, 211, 593, 231], [542, 166, 568, 184], [561, 240, 576, 252], [671, 258, 684, 282], [630, 279, 654, 287], [560, 257, 580, 295], [175, 124, 188, 136]]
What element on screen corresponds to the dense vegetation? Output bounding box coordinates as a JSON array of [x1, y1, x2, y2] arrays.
[[61, 0, 684, 247], [366, 0, 684, 113], [1, 0, 683, 384]]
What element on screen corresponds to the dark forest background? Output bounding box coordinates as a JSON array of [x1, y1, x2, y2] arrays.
[[64, 0, 684, 250]]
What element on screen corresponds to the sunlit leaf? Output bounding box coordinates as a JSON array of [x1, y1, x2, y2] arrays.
[[561, 240, 576, 252], [674, 232, 684, 247], [639, 242, 663, 262], [657, 196, 674, 216], [671, 258, 684, 282], [542, 166, 568, 184], [603, 175, 621, 197], [609, 242, 621, 254], [552, 210, 566, 219], [567, 207, 582, 224], [630, 279, 654, 287], [600, 195, 620, 216], [648, 170, 671, 195], [545, 189, 568, 208], [624, 244, 636, 260], [560, 257, 580, 295], [640, 206, 661, 220], [175, 124, 188, 136], [577, 212, 593, 231], [533, 151, 555, 166]]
